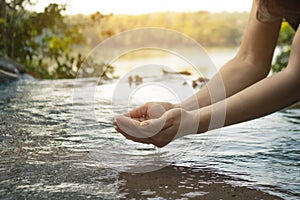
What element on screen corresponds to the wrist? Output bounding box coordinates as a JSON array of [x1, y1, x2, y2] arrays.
[[193, 107, 210, 134], [180, 109, 202, 136]]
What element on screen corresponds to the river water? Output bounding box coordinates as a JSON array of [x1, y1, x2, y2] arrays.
[[0, 75, 299, 199]]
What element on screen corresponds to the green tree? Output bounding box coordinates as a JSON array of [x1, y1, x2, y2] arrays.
[[0, 0, 86, 78], [272, 22, 295, 73]]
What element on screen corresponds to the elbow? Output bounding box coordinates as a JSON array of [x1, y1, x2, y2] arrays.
[[236, 46, 273, 78], [281, 65, 300, 102], [286, 66, 300, 87], [235, 46, 274, 80], [255, 65, 271, 80], [232, 55, 271, 81]]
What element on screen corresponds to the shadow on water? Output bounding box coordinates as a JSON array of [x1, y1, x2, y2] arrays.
[[118, 165, 282, 200]]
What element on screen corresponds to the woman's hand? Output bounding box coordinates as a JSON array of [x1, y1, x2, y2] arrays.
[[114, 108, 199, 148], [124, 102, 180, 122]]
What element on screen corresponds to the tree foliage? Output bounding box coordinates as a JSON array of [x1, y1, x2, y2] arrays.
[[81, 11, 248, 48], [0, 0, 90, 78], [272, 22, 296, 73], [0, 1, 250, 79]]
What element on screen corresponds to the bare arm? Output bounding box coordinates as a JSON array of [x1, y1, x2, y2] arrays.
[[120, 0, 281, 120], [180, 0, 282, 110], [197, 28, 300, 133], [114, 0, 299, 148], [115, 29, 300, 147]]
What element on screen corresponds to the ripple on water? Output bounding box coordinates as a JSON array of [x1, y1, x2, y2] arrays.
[[0, 78, 299, 199]]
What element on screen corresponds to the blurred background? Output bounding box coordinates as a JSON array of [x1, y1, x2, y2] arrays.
[[0, 0, 295, 80], [1, 1, 299, 200]]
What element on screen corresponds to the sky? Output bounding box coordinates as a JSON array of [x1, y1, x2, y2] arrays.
[[30, 0, 253, 15]]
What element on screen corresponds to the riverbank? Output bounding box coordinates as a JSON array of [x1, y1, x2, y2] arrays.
[[119, 165, 282, 199]]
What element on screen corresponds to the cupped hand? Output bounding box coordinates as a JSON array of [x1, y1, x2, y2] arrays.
[[114, 108, 198, 148], [123, 102, 179, 122]]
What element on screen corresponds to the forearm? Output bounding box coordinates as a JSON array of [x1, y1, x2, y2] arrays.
[[179, 0, 281, 111], [196, 69, 300, 133], [179, 57, 271, 110]]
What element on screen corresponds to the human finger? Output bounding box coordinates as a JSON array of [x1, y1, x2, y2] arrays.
[[115, 127, 151, 144], [116, 115, 167, 139], [115, 115, 150, 138], [124, 105, 148, 119]]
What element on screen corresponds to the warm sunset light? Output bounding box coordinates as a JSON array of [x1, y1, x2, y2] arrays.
[[2, 1, 299, 199], [30, 0, 252, 15]]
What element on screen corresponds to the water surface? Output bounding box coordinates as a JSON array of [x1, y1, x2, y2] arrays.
[[0, 77, 299, 199]]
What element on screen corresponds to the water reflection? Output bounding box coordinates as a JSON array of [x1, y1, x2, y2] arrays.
[[0, 78, 299, 199]]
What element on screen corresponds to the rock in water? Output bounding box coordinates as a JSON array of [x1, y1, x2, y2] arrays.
[[0, 56, 26, 83]]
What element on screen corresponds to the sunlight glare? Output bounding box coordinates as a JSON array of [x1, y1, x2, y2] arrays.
[[31, 0, 252, 15]]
